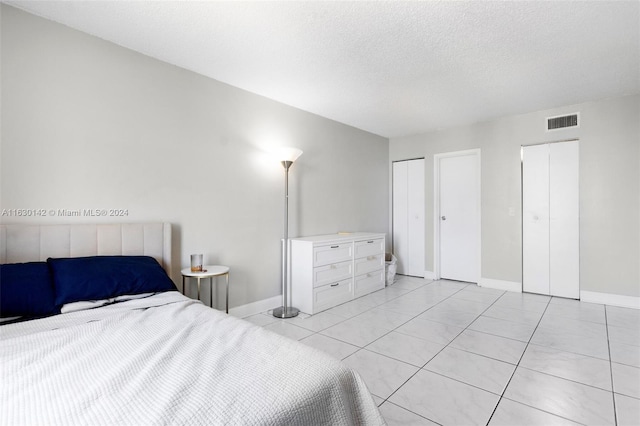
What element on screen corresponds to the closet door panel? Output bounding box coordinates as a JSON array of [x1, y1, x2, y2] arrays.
[[392, 162, 408, 275], [550, 141, 580, 299], [522, 144, 550, 295], [407, 159, 425, 277]]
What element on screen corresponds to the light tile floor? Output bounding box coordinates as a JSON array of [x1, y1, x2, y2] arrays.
[[243, 276, 640, 426]]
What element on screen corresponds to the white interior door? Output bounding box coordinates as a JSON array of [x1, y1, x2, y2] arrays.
[[392, 161, 409, 275], [438, 152, 479, 283], [522, 144, 551, 295], [549, 141, 579, 298], [393, 159, 425, 277]]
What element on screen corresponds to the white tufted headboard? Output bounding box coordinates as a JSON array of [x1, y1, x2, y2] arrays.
[[0, 223, 172, 274]]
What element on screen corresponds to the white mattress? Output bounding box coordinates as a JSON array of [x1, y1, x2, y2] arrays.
[[1, 292, 384, 425]]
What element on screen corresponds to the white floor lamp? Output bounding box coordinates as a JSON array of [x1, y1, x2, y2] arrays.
[[272, 147, 303, 319]]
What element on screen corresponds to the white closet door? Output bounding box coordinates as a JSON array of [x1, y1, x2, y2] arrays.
[[522, 144, 551, 295], [393, 159, 425, 277], [522, 141, 579, 298], [550, 141, 579, 298], [407, 160, 425, 276], [393, 161, 409, 275]]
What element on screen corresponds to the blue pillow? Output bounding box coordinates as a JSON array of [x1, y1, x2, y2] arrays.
[[48, 256, 176, 306], [0, 262, 59, 318]]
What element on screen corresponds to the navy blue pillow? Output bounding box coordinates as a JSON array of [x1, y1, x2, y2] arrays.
[[0, 262, 59, 318], [48, 256, 176, 306]]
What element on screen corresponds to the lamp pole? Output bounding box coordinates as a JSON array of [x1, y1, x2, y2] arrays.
[[273, 153, 300, 318]]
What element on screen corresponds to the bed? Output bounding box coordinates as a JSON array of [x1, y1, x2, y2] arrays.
[[0, 223, 384, 425]]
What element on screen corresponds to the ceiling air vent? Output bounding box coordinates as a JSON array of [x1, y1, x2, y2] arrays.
[[547, 113, 579, 131]]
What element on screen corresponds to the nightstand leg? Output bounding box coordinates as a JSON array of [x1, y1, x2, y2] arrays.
[[210, 277, 214, 309], [197, 277, 201, 302], [182, 276, 185, 295], [226, 273, 229, 314]]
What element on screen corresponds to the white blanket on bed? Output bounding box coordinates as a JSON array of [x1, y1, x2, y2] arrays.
[[1, 292, 385, 426]]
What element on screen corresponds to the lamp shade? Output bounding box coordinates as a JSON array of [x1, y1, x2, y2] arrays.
[[276, 146, 303, 163]]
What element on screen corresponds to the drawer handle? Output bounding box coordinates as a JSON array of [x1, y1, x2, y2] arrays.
[[367, 240, 374, 243], [367, 255, 375, 260], [331, 283, 340, 287], [330, 245, 339, 249]]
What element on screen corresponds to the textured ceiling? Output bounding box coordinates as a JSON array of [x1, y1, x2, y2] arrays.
[[6, 1, 640, 138]]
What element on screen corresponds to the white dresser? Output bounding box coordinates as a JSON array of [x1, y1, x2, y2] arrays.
[[290, 232, 386, 315]]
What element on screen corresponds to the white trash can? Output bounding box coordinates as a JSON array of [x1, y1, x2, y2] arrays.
[[385, 253, 397, 286]]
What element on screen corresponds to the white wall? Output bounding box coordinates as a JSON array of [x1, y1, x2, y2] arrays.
[[390, 95, 640, 299], [0, 5, 389, 309]]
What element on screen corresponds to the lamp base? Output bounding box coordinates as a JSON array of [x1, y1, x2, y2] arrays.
[[272, 306, 300, 318]]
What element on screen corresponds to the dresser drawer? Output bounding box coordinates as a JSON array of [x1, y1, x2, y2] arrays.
[[314, 278, 353, 313], [354, 253, 384, 276], [313, 243, 353, 267], [313, 260, 353, 287], [354, 238, 384, 259], [354, 269, 385, 298]]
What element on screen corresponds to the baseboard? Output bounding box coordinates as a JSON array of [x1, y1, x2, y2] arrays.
[[424, 271, 435, 280], [580, 291, 640, 310], [479, 277, 522, 293], [229, 295, 281, 318]]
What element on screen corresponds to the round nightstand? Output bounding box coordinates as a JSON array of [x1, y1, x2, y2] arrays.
[[181, 265, 230, 313]]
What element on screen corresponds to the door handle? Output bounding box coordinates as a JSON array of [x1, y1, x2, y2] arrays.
[[441, 216, 446, 221]]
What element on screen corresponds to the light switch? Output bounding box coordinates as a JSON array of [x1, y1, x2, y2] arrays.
[[508, 207, 516, 217]]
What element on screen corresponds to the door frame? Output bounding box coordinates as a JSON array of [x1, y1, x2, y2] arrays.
[[433, 149, 481, 282]]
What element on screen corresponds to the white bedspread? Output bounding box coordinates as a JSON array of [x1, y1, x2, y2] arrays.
[[1, 292, 385, 425]]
